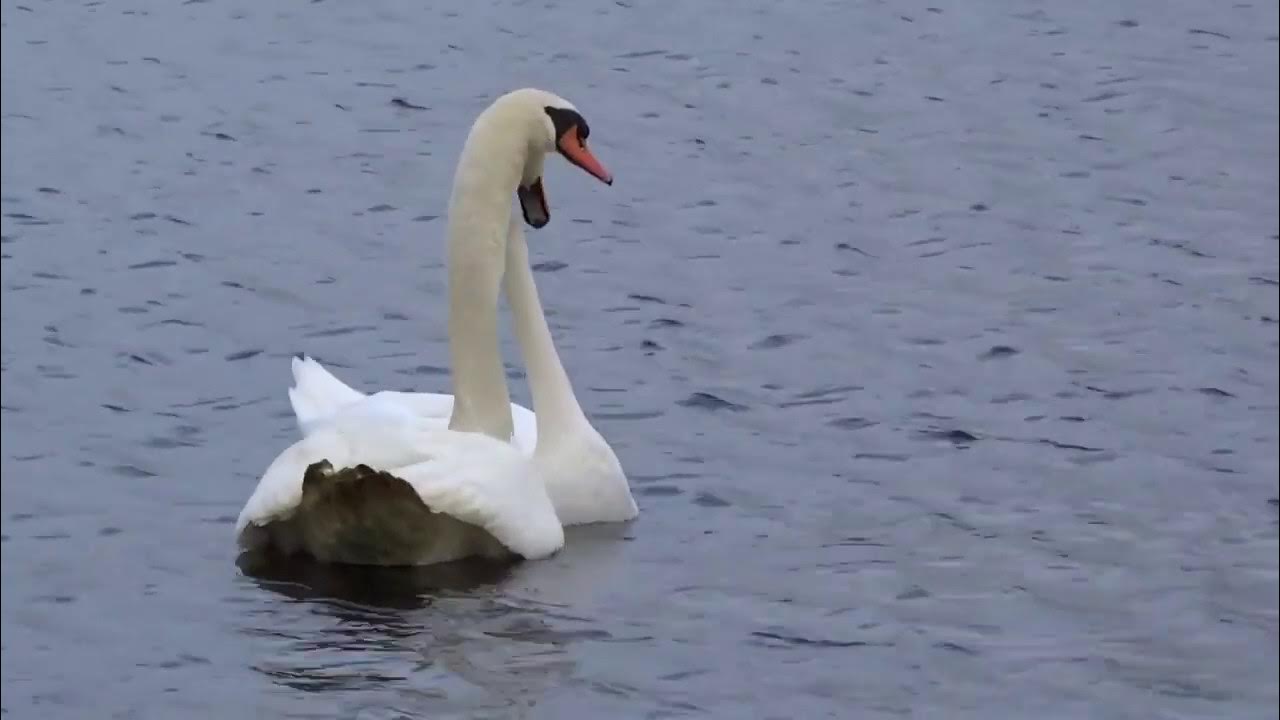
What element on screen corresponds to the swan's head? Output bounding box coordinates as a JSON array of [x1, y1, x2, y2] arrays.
[[493, 88, 612, 229]]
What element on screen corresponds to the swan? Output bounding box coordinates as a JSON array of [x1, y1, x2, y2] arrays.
[[287, 212, 639, 525], [286, 124, 639, 523], [235, 88, 626, 565]]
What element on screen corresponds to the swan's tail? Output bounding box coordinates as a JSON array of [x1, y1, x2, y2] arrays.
[[288, 355, 365, 434]]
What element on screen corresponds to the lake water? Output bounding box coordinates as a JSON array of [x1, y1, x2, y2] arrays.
[[2, 1, 1278, 718]]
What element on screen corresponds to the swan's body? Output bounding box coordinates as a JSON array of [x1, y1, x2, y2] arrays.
[[235, 400, 561, 564], [236, 88, 633, 565], [284, 213, 639, 525]]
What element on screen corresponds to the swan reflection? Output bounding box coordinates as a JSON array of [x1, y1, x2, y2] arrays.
[[234, 545, 628, 712]]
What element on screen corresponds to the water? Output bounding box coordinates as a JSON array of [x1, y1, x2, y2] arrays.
[[2, 1, 1277, 717]]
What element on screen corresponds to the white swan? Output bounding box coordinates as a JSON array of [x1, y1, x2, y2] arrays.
[[235, 88, 629, 565], [287, 213, 639, 525]]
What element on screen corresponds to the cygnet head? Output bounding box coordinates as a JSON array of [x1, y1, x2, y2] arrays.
[[489, 88, 613, 229]]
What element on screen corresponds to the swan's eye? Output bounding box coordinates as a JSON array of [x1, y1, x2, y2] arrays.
[[545, 106, 589, 143]]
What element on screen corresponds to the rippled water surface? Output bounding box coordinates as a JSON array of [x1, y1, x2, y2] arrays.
[[3, 1, 1278, 718]]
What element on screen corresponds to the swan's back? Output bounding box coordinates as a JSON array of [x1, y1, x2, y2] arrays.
[[236, 400, 563, 564]]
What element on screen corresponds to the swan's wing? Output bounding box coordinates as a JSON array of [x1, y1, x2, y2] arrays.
[[289, 356, 366, 434], [236, 401, 562, 559], [288, 359, 458, 436], [370, 390, 459, 423], [236, 403, 433, 538], [390, 431, 562, 558], [288, 356, 539, 452], [369, 391, 538, 452]]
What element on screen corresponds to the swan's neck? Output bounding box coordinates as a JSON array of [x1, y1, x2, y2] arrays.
[[445, 114, 536, 442], [503, 220, 590, 442]]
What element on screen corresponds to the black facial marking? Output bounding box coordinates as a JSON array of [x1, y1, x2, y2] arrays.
[[544, 106, 589, 141]]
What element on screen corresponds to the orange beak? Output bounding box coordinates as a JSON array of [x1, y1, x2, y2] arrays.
[[557, 127, 613, 185]]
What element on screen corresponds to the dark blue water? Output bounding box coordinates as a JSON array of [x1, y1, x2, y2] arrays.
[[3, 1, 1277, 718]]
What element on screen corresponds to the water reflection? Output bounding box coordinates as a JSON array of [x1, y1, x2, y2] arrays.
[[237, 552, 522, 698], [233, 536, 635, 713], [236, 550, 517, 609]]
